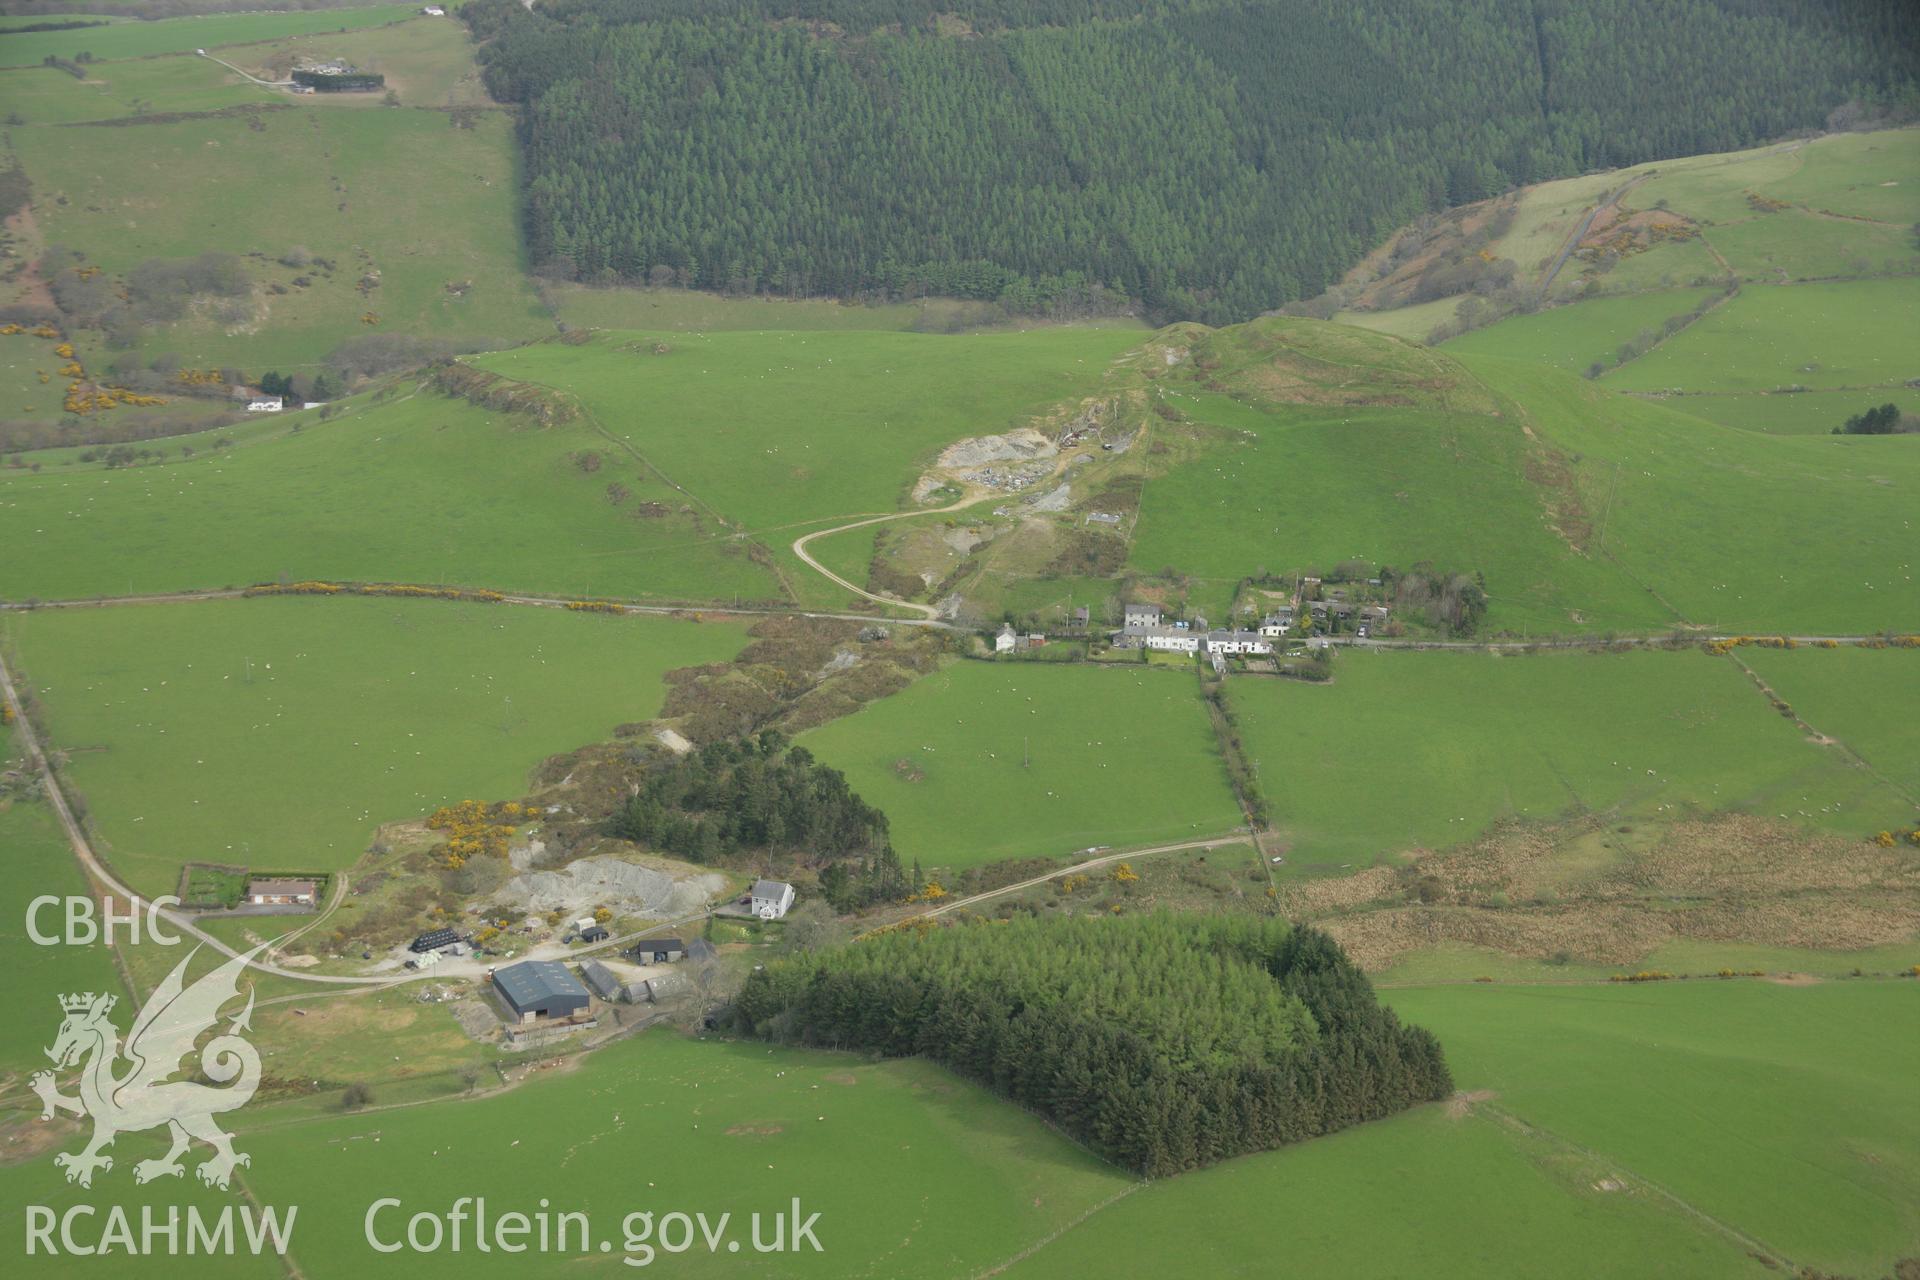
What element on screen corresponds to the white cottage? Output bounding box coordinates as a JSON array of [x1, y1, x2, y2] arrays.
[[1204, 629, 1273, 656], [750, 879, 796, 920]]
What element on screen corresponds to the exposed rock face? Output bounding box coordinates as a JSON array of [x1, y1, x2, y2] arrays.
[[496, 855, 725, 919], [935, 427, 1058, 469]]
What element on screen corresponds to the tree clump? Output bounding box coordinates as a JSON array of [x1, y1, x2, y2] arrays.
[[735, 914, 1452, 1177]]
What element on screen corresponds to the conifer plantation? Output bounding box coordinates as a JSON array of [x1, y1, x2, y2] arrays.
[[734, 915, 1453, 1176], [463, 0, 1917, 322]]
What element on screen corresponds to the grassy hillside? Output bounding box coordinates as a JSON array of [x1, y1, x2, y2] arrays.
[[1603, 278, 1920, 393], [1335, 129, 1920, 445], [1738, 647, 1920, 803], [1006, 980, 1920, 1279], [12, 103, 547, 370], [1, 15, 547, 409], [0, 390, 784, 603], [472, 327, 1142, 530], [1442, 287, 1721, 373], [0, 7, 418, 67], [1388, 981, 1920, 1277], [801, 660, 1242, 870], [1230, 649, 1911, 870], [1129, 392, 1664, 631], [3, 596, 748, 896], [1465, 355, 1920, 635], [0, 798, 124, 1073]]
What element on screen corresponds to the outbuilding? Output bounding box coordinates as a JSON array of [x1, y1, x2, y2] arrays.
[[409, 927, 460, 954], [628, 938, 687, 964], [492, 960, 591, 1024]]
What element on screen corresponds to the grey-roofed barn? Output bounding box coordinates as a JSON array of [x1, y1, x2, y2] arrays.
[[492, 959, 590, 1023]]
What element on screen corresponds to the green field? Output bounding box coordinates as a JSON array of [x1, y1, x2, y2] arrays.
[[543, 285, 1104, 335], [1129, 389, 1667, 632], [1660, 387, 1920, 435], [473, 328, 1139, 534], [0, 797, 124, 1075], [0, 390, 783, 603], [0, 1028, 1135, 1278], [2, 596, 749, 896], [1230, 648, 1912, 868], [1003, 980, 1919, 1278], [801, 659, 1242, 869], [1442, 287, 1721, 373], [1738, 647, 1920, 803], [1387, 981, 1920, 1276], [0, 55, 263, 124], [0, 7, 418, 68], [1343, 129, 1919, 360], [1708, 208, 1919, 282], [10, 72, 548, 372], [1464, 355, 1920, 634], [1755, 128, 1920, 224], [1601, 278, 1919, 393]]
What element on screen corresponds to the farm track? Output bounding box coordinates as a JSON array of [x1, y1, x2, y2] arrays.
[[1534, 174, 1649, 302], [789, 487, 997, 620], [0, 642, 724, 990]]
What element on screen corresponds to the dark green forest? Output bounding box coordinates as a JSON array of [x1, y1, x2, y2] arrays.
[[464, 0, 1918, 322], [608, 729, 890, 860], [733, 913, 1451, 1175]]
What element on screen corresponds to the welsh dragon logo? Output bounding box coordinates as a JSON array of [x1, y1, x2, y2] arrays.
[[32, 944, 265, 1190]]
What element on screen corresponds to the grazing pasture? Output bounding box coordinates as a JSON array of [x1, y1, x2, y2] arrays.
[[11, 100, 548, 370], [0, 55, 260, 124], [0, 798, 124, 1074], [1706, 209, 1918, 282], [1464, 356, 1920, 635], [1128, 391, 1665, 632], [0, 392, 782, 603], [1230, 649, 1911, 868], [1601, 279, 1920, 392], [472, 328, 1141, 533], [999, 1091, 1766, 1278], [801, 660, 1241, 870], [0, 7, 418, 68], [1442, 287, 1720, 372], [1661, 387, 1920, 435], [1005, 979, 1918, 1279], [214, 1030, 1134, 1278], [1386, 980, 1920, 1278], [2, 596, 748, 896], [1738, 647, 1920, 802], [1754, 127, 1920, 224]]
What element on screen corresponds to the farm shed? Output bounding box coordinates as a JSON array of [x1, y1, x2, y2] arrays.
[[629, 938, 686, 964], [581, 960, 644, 1003], [493, 960, 591, 1023]]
